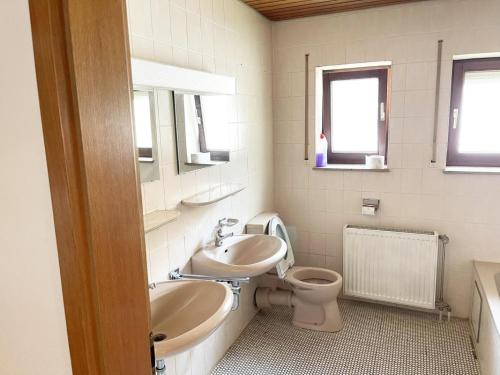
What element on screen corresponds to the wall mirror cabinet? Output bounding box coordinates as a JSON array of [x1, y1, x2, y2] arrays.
[[131, 58, 236, 175]]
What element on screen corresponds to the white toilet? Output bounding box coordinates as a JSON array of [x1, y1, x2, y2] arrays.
[[247, 213, 343, 332]]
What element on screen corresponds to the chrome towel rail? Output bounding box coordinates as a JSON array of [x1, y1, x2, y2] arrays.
[[431, 40, 443, 164], [304, 53, 309, 161]]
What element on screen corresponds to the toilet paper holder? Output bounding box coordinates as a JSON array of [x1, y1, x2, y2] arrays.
[[362, 198, 380, 215]]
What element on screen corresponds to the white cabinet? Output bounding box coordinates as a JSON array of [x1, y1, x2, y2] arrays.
[[471, 265, 500, 375]]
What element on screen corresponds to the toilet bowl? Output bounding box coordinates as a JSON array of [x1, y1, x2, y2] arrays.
[[247, 213, 343, 332]]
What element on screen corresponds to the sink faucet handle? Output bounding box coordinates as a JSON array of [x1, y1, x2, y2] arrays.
[[169, 268, 181, 280], [226, 218, 239, 227], [218, 217, 239, 227]]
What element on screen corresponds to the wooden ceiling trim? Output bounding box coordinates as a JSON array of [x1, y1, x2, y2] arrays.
[[243, 0, 427, 20], [258, 0, 404, 13], [265, 0, 416, 16], [246, 0, 333, 5], [266, 4, 399, 20], [250, 0, 377, 11], [246, 0, 368, 7]]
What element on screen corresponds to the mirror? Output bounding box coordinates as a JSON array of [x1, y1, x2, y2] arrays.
[[173, 92, 231, 174], [132, 88, 160, 182]]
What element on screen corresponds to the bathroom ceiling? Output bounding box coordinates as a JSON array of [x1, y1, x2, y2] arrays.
[[243, 0, 427, 21]]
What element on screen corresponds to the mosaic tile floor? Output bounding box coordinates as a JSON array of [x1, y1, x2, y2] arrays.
[[212, 300, 479, 375]]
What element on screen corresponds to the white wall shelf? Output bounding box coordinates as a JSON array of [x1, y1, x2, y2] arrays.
[[181, 183, 245, 207], [144, 210, 180, 233], [185, 161, 227, 167]]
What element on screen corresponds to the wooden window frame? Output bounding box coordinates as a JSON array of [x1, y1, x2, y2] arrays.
[[322, 67, 389, 165], [447, 58, 500, 167]]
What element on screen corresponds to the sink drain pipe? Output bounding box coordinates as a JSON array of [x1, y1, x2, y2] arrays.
[[155, 359, 166, 375], [229, 281, 243, 310], [150, 333, 168, 375], [255, 287, 296, 309]]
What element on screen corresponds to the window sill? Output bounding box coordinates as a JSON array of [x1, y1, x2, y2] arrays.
[[313, 164, 390, 172], [444, 166, 500, 174]]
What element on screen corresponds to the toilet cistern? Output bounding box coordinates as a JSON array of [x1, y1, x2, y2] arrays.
[[215, 217, 239, 246]]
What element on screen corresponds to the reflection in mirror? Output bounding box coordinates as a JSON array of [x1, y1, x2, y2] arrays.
[[133, 88, 160, 182], [173, 92, 231, 174]]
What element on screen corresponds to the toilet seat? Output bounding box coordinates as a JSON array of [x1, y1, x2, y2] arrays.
[[268, 216, 294, 277], [286, 267, 341, 290]]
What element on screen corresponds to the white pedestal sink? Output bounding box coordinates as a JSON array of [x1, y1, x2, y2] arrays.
[[150, 280, 232, 358], [191, 234, 287, 278]]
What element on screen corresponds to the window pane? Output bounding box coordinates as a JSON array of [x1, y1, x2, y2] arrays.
[[330, 77, 379, 153], [459, 70, 500, 154]]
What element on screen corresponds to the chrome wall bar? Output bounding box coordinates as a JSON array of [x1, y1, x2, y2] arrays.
[[304, 53, 309, 161], [431, 40, 444, 164], [165, 269, 250, 311]]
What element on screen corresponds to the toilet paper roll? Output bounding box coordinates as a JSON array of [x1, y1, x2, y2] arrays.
[[191, 152, 211, 164], [365, 155, 385, 169], [362, 206, 376, 216]]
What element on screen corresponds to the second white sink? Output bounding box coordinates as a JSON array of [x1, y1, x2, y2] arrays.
[[150, 280, 232, 358], [192, 234, 287, 278]]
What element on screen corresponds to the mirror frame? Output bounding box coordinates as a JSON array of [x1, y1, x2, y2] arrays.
[[132, 86, 160, 182]]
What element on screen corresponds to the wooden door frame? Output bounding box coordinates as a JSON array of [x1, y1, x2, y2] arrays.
[[28, 1, 152, 374]]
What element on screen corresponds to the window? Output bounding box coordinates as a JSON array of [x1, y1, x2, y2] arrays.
[[447, 58, 500, 167], [322, 67, 389, 165]]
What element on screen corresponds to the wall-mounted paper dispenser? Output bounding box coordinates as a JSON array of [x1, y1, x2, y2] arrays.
[[362, 198, 380, 216]]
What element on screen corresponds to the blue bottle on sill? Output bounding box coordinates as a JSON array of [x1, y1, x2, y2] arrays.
[[316, 133, 328, 167]]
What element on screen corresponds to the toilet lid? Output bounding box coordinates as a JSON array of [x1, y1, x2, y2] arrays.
[[268, 216, 295, 273]]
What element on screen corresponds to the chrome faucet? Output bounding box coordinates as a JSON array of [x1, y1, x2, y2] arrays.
[[215, 218, 239, 247], [168, 268, 249, 310]]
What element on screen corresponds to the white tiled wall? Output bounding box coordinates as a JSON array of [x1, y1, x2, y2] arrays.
[[272, 0, 500, 318], [126, 0, 273, 373]]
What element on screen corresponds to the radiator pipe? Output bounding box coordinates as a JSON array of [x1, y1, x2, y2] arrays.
[[436, 234, 451, 322]]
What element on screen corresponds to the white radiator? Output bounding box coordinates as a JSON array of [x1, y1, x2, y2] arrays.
[[343, 225, 439, 310]]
